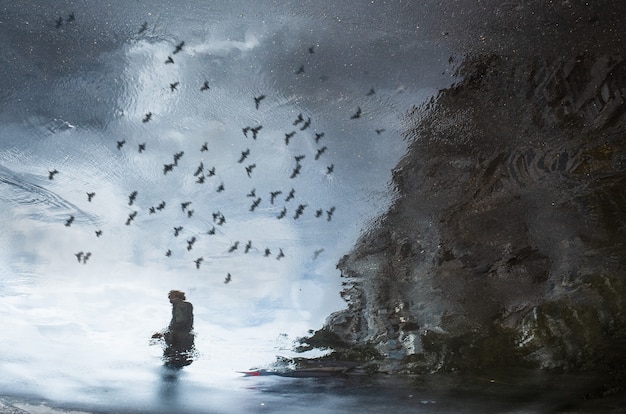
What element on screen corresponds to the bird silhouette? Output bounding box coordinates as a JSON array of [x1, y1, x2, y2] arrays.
[[228, 241, 239, 253], [117, 140, 126, 150], [126, 211, 137, 225], [174, 226, 183, 236], [156, 201, 166, 210], [48, 169, 59, 180], [224, 273, 232, 284], [187, 236, 196, 251], [187, 209, 194, 218], [138, 143, 146, 153], [207, 226, 216, 235], [86, 192, 95, 202], [270, 190, 282, 204], [314, 132, 325, 143], [193, 162, 204, 176], [163, 163, 174, 175], [300, 117, 311, 131], [264, 248, 271, 257], [173, 41, 185, 54], [350, 107, 362, 119], [200, 142, 209, 152], [290, 164, 301, 179], [293, 113, 304, 125], [366, 87, 375, 96], [313, 248, 325, 260], [295, 64, 305, 74], [181, 201, 192, 211], [170, 82, 180, 92], [216, 215, 226, 226], [207, 166, 216, 177], [285, 188, 295, 202], [315, 209, 323, 218], [327, 206, 336, 221], [277, 207, 287, 219], [196, 175, 205, 184], [294, 155, 305, 163], [55, 17, 63, 29], [165, 56, 174, 64], [65, 215, 74, 227], [294, 204, 307, 219], [244, 240, 252, 253], [68, 13, 76, 22], [200, 81, 210, 91], [284, 131, 296, 145], [238, 149, 250, 163], [149, 206, 156, 214], [276, 249, 285, 260], [75, 252, 83, 262], [251, 125, 262, 139], [326, 164, 334, 174], [375, 128, 386, 135], [95, 230, 103, 237], [250, 197, 261, 211], [216, 183, 225, 192], [165, 249, 172, 257], [212, 212, 222, 222], [254, 95, 266, 109], [242, 126, 251, 137], [82, 252, 91, 264], [245, 164, 256, 177], [315, 146, 327, 160], [143, 112, 153, 122], [194, 257, 203, 269], [128, 191, 138, 206], [173, 151, 184, 165], [138, 22, 148, 34], [308, 45, 315, 54]]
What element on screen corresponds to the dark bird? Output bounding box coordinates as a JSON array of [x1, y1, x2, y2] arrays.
[[247, 188, 256, 198], [251, 125, 262, 139], [238, 149, 250, 163], [314, 132, 325, 143], [163, 163, 174, 175], [295, 64, 305, 74], [315, 146, 327, 160], [366, 87, 375, 96], [86, 192, 95, 202], [194, 162, 204, 176], [290, 164, 301, 179], [156, 201, 166, 210], [375, 128, 386, 135], [181, 201, 192, 211], [299, 117, 311, 131], [276, 249, 285, 260], [326, 164, 334, 174], [165, 249, 172, 257], [75, 252, 83, 262], [196, 175, 205, 184], [117, 140, 126, 150], [228, 241, 239, 253], [212, 212, 222, 222], [95, 230, 103, 237], [264, 248, 271, 257], [149, 206, 156, 214], [285, 188, 295, 202], [138, 21, 148, 34], [224, 273, 232, 284], [207, 226, 216, 235], [173, 41, 185, 54], [270, 190, 282, 204], [327, 206, 336, 221], [200, 81, 210, 91], [173, 151, 184, 165], [242, 126, 251, 137], [284, 131, 296, 145], [216, 183, 225, 193], [315, 209, 323, 218], [293, 113, 304, 125], [187, 236, 196, 251], [216, 215, 226, 226], [143, 112, 153, 122], [170, 82, 180, 91], [294, 155, 305, 163], [200, 142, 209, 152], [82, 252, 91, 264], [55, 17, 63, 29], [308, 45, 315, 54], [48, 169, 59, 180], [138, 143, 146, 153], [65, 215, 74, 227], [194, 257, 203, 269], [250, 197, 261, 211], [350, 107, 362, 119], [165, 56, 174, 64], [67, 13, 75, 22], [254, 95, 266, 109], [174, 226, 183, 236], [294, 204, 307, 219], [128, 190, 138, 206], [187, 209, 194, 218], [245, 164, 256, 177], [126, 211, 137, 225], [313, 248, 325, 260], [244, 240, 252, 253], [206, 166, 216, 177], [277, 207, 287, 219]]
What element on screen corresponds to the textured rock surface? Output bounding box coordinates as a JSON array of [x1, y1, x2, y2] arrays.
[[311, 2, 626, 380]]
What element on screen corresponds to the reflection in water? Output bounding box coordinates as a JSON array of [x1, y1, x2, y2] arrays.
[[152, 290, 196, 369]]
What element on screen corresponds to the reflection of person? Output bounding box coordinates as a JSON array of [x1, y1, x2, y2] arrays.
[[152, 290, 195, 368]]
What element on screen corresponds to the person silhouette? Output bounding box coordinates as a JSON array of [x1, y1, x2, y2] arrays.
[[152, 290, 195, 368]]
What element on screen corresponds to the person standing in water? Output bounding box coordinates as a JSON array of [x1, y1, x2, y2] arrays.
[[152, 290, 195, 368]]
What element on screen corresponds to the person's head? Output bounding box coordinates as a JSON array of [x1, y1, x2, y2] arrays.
[[168, 290, 186, 303]]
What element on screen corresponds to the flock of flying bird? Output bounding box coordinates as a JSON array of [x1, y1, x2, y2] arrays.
[[48, 15, 380, 283]]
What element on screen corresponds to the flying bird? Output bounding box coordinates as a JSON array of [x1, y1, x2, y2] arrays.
[[193, 162, 204, 176], [228, 241, 239, 253], [75, 252, 83, 262], [242, 126, 251, 137], [149, 206, 156, 214], [156, 201, 166, 210], [315, 146, 327, 160], [285, 188, 295, 202], [138, 143, 146, 152], [245, 164, 256, 177], [82, 252, 91, 264], [277, 207, 287, 219], [165, 56, 174, 64], [327, 206, 336, 221], [128, 190, 138, 206], [250, 197, 261, 211], [313, 248, 325, 260], [200, 142, 209, 152], [165, 249, 172, 257], [143, 112, 153, 122], [366, 87, 375, 96], [293, 113, 304, 125], [170, 82, 179, 91], [216, 183, 225, 192], [173, 41, 185, 54], [290, 164, 301, 179], [250, 125, 262, 139], [207, 226, 216, 235], [276, 249, 285, 260], [196, 175, 205, 184], [244, 241, 252, 253], [264, 248, 271, 257], [55, 17, 63, 29], [254, 95, 266, 109], [174, 226, 183, 236], [238, 149, 250, 163], [294, 155, 305, 163], [295, 64, 305, 74], [224, 273, 232, 284], [247, 188, 256, 198], [138, 22, 148, 34], [173, 151, 184, 165], [187, 209, 194, 218], [284, 131, 296, 145], [126, 211, 137, 225], [350, 107, 362, 119], [270, 190, 282, 204], [187, 236, 196, 251], [294, 204, 307, 219], [200, 81, 210, 91], [326, 164, 334, 174], [315, 209, 323, 218], [314, 132, 325, 143], [48, 169, 59, 180], [375, 128, 386, 135], [300, 117, 311, 131], [95, 230, 103, 237], [308, 45, 315, 54], [207, 166, 216, 176], [117, 140, 126, 150], [65, 215, 74, 227], [194, 257, 203, 269], [181, 201, 192, 211], [163, 163, 174, 174]]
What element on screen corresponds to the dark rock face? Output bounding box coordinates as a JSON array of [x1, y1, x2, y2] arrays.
[[323, 50, 625, 374]]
